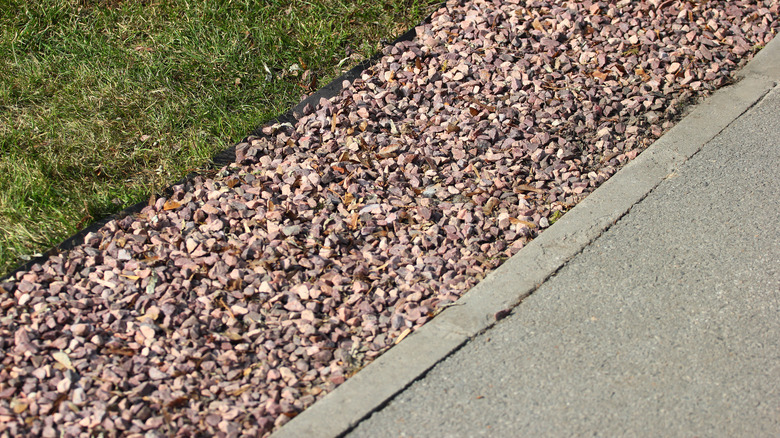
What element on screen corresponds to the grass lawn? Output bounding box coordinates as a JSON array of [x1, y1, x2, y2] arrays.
[[0, 0, 442, 278]]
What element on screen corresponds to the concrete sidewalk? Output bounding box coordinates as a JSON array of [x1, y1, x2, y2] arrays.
[[349, 84, 780, 437], [274, 32, 780, 438]]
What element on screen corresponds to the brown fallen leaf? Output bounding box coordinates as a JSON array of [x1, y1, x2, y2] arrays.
[[163, 200, 181, 211], [394, 327, 412, 345], [243, 362, 263, 377], [514, 184, 544, 194], [377, 144, 400, 158], [105, 347, 135, 356], [11, 400, 28, 414], [52, 351, 75, 371], [225, 177, 241, 188], [592, 70, 609, 81], [464, 96, 496, 112], [217, 298, 236, 320], [222, 329, 244, 341], [509, 218, 537, 228], [299, 70, 317, 92], [166, 396, 190, 409], [229, 385, 251, 397], [349, 212, 359, 230], [601, 151, 621, 162], [635, 67, 651, 81], [482, 197, 499, 215]]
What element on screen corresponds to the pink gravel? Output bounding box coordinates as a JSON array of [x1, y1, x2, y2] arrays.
[[1, 0, 777, 436]]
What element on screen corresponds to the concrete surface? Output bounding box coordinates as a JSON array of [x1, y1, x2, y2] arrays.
[[273, 27, 780, 438], [347, 84, 780, 437]]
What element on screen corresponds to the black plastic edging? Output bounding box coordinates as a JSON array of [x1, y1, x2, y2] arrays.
[[4, 2, 446, 282]]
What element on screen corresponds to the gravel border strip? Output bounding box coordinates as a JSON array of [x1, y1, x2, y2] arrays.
[[3, 1, 777, 435], [270, 33, 780, 438]]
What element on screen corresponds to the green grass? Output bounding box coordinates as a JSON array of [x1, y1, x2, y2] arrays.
[[0, 0, 442, 277]]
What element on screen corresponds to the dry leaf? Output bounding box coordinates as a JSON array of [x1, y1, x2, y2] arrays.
[[482, 197, 499, 215], [635, 67, 650, 80], [138, 305, 160, 322], [532, 18, 544, 31], [592, 70, 609, 81], [229, 385, 251, 396], [377, 144, 400, 158], [222, 330, 244, 341], [509, 218, 537, 228], [394, 328, 412, 345], [106, 347, 135, 356], [166, 396, 190, 409], [464, 96, 496, 111], [52, 351, 75, 371], [349, 212, 359, 230], [514, 184, 543, 193], [11, 400, 28, 414], [243, 363, 263, 377], [163, 200, 181, 211]]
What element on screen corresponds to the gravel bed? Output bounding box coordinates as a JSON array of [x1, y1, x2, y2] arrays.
[[1, 0, 777, 436]]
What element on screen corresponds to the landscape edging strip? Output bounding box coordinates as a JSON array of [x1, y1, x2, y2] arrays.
[[269, 34, 780, 438]]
